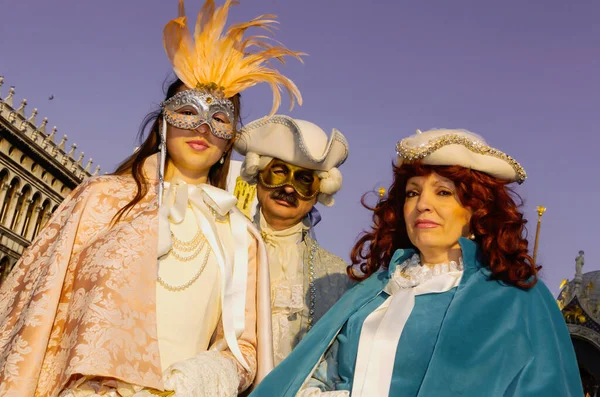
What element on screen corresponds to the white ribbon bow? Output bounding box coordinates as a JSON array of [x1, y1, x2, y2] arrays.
[[351, 270, 463, 397], [158, 181, 237, 257], [157, 180, 251, 371]]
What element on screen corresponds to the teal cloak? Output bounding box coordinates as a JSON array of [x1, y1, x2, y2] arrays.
[[251, 238, 582, 396]]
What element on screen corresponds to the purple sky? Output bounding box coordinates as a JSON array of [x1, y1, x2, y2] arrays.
[[1, 0, 598, 295]]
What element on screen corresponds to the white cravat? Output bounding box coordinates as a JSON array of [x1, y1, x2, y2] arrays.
[[259, 211, 308, 364], [351, 254, 464, 397], [259, 211, 307, 281]]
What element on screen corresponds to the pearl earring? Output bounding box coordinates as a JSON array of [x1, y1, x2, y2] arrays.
[[219, 155, 225, 164], [468, 233, 476, 240]]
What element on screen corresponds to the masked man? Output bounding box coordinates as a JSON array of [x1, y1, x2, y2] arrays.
[[231, 115, 352, 365]]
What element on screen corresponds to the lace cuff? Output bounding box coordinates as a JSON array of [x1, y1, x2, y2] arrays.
[[162, 351, 240, 397], [220, 340, 257, 392]]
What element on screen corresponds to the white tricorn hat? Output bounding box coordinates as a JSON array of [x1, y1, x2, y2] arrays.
[[234, 115, 349, 206], [396, 128, 526, 183]]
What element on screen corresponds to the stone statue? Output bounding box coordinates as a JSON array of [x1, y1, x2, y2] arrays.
[[575, 250, 585, 278]]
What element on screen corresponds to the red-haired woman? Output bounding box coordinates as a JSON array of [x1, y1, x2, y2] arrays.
[[250, 129, 582, 397]]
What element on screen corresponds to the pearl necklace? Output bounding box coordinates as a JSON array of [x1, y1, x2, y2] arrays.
[[158, 205, 215, 292], [157, 245, 212, 292], [168, 230, 208, 261]]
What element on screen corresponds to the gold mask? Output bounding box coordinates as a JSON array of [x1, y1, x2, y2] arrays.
[[259, 160, 320, 199]]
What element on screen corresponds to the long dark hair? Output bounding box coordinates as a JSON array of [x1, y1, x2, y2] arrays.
[[111, 77, 242, 224], [350, 161, 539, 289]]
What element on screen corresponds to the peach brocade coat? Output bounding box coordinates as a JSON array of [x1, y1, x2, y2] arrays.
[[0, 156, 273, 396]]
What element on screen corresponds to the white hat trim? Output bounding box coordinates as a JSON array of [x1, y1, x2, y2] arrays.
[[315, 167, 342, 207], [239, 115, 349, 167], [396, 130, 526, 184], [317, 192, 335, 207], [240, 153, 272, 182], [317, 167, 342, 195]]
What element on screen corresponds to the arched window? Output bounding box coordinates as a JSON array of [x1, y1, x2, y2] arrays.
[[0, 169, 8, 191], [0, 177, 20, 225], [21, 191, 40, 236], [0, 256, 11, 284], [0, 169, 8, 221], [10, 185, 31, 231], [32, 199, 51, 239]]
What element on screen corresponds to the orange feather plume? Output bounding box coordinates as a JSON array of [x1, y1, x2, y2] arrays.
[[163, 0, 304, 115]]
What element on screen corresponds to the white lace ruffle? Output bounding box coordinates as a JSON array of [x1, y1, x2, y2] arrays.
[[162, 351, 240, 397], [297, 388, 350, 397], [271, 282, 304, 312], [272, 312, 290, 364], [271, 281, 304, 364], [389, 254, 463, 290]]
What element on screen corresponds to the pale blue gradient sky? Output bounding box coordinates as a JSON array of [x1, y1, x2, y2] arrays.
[[1, 0, 598, 295]]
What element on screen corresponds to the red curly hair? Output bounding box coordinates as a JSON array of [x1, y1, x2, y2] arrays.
[[350, 161, 540, 289]]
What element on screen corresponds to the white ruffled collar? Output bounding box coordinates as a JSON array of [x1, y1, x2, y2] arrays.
[[390, 253, 463, 289]]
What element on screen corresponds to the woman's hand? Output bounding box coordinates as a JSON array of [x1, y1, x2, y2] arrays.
[[162, 351, 240, 397]]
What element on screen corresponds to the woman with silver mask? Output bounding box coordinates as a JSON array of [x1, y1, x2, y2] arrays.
[[0, 0, 303, 396]]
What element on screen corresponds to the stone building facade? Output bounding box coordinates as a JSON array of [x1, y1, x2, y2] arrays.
[[557, 251, 600, 397], [0, 76, 100, 284]]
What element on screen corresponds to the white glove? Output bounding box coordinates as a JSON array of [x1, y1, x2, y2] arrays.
[[162, 351, 240, 397]]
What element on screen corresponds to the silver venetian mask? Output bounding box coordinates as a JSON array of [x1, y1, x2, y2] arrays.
[[160, 89, 235, 140]]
